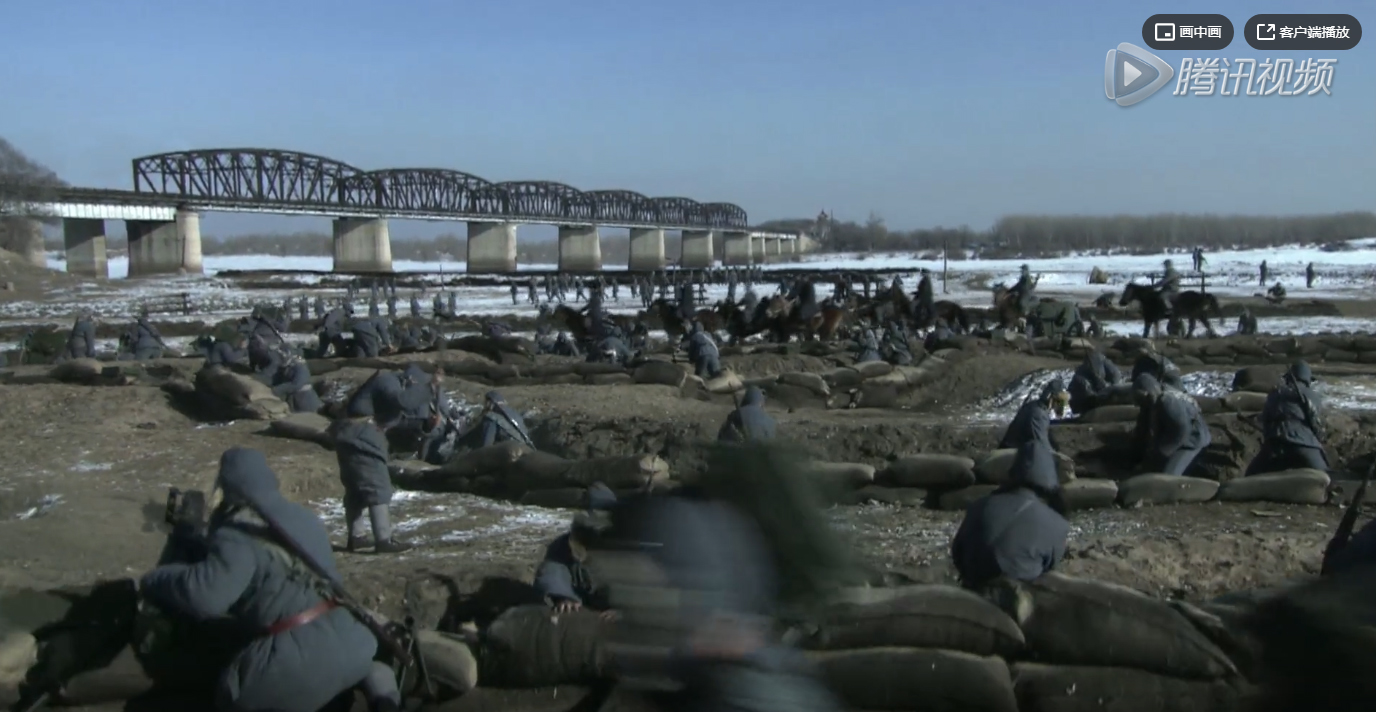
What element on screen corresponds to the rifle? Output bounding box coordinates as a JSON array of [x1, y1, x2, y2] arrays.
[[1322, 457, 1375, 575], [246, 504, 413, 666]]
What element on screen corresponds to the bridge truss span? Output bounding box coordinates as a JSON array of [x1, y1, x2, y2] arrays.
[[119, 147, 754, 229], [132, 148, 360, 205], [343, 168, 494, 214]]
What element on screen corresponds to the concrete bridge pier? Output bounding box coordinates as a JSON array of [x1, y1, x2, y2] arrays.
[[332, 218, 392, 273], [628, 228, 666, 271], [751, 236, 767, 264], [558, 225, 602, 272], [780, 238, 798, 261], [680, 230, 714, 268], [467, 222, 518, 273], [765, 237, 782, 263], [0, 217, 47, 269], [722, 231, 753, 266], [126, 209, 203, 276], [62, 218, 109, 278]]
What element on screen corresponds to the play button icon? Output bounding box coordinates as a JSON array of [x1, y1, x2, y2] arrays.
[[1104, 42, 1174, 106]]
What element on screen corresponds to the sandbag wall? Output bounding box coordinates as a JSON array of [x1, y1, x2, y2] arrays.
[[463, 577, 1255, 712], [388, 442, 672, 501], [1064, 334, 1376, 367], [846, 448, 1333, 512]]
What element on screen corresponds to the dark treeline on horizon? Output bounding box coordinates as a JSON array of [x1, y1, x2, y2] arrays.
[[756, 212, 1376, 258], [35, 211, 1376, 261]]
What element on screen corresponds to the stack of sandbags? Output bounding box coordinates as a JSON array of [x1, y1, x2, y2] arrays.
[[802, 585, 1021, 711], [998, 574, 1242, 712], [1117, 474, 1220, 507], [630, 360, 687, 388], [48, 358, 104, 385], [1216, 468, 1330, 505], [506, 451, 670, 495], [265, 413, 335, 449], [403, 442, 529, 493], [878, 454, 976, 509], [975, 449, 1076, 486], [696, 370, 744, 394], [477, 605, 607, 687], [806, 461, 876, 498], [193, 366, 288, 420]]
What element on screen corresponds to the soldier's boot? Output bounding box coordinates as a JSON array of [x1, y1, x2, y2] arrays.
[[369, 505, 414, 554], [347, 535, 374, 553]]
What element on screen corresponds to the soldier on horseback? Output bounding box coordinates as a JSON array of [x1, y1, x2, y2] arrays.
[[1154, 259, 1182, 317], [915, 269, 935, 327], [1011, 264, 1039, 314]]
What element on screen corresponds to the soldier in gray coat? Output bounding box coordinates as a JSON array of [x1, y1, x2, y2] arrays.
[[127, 313, 167, 361], [334, 371, 427, 553], [269, 353, 323, 414], [950, 428, 1069, 591], [138, 448, 399, 712], [718, 386, 777, 442], [999, 379, 1067, 451], [534, 484, 617, 613], [853, 324, 883, 363], [1245, 361, 1329, 474], [1133, 373, 1212, 476], [350, 317, 385, 358], [1068, 349, 1125, 414], [682, 321, 722, 379], [205, 333, 247, 368], [456, 390, 534, 451], [59, 311, 98, 361]]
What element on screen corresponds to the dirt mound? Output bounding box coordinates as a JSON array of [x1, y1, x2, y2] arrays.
[[0, 248, 78, 301]]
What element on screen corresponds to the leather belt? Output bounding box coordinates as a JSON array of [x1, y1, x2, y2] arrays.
[[264, 600, 339, 637]]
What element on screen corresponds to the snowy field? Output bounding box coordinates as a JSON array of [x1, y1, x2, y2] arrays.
[[11, 239, 1376, 328]]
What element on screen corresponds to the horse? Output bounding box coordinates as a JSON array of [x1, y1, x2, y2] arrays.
[[717, 299, 771, 345], [1118, 283, 1221, 338], [647, 298, 721, 341], [990, 284, 1025, 329], [764, 295, 847, 342]]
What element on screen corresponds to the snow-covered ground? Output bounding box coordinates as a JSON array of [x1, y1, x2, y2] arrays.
[[11, 239, 1376, 327]]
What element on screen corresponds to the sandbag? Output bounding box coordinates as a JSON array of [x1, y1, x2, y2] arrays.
[[266, 413, 334, 447], [479, 605, 606, 687], [806, 461, 875, 490], [777, 371, 831, 396], [510, 451, 668, 492], [194, 366, 289, 420], [703, 370, 744, 394], [438, 442, 528, 479], [839, 485, 928, 507], [938, 484, 999, 511], [810, 647, 1017, 712], [1217, 468, 1330, 505], [0, 632, 36, 688], [49, 358, 103, 384], [195, 366, 274, 406], [519, 488, 590, 509], [588, 373, 634, 386], [414, 629, 479, 696], [1008, 573, 1237, 679], [975, 449, 1076, 485], [1078, 404, 1140, 423], [631, 361, 686, 388], [1232, 363, 1282, 391], [865, 370, 910, 388], [1012, 663, 1239, 712], [882, 454, 977, 489], [853, 361, 893, 379], [1061, 479, 1119, 511], [1116, 474, 1220, 507], [805, 585, 1025, 657], [1223, 391, 1268, 413], [824, 367, 864, 389]]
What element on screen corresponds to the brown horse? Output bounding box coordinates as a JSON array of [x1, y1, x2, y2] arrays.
[[547, 304, 637, 342], [991, 285, 1028, 328], [764, 295, 847, 342], [648, 298, 722, 340]]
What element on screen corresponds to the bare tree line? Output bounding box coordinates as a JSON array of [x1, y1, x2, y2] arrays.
[[763, 212, 1376, 259]]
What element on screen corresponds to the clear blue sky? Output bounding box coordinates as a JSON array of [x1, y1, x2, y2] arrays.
[[4, 0, 1372, 239]]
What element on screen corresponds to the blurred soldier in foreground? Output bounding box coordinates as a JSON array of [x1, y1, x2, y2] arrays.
[[999, 379, 1067, 451], [592, 444, 851, 712]]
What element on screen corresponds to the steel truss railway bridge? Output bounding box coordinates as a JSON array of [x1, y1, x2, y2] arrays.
[[10, 148, 801, 278]]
